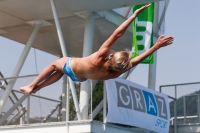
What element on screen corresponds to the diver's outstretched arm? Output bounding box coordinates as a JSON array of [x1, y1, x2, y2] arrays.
[[97, 4, 151, 58], [131, 35, 174, 67]]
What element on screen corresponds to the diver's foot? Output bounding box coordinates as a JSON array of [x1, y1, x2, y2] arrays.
[[20, 85, 34, 94]]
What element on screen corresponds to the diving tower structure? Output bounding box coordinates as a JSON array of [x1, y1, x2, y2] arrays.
[[0, 0, 166, 132]]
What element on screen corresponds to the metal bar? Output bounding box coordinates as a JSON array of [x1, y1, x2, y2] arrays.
[[42, 103, 60, 123], [1, 86, 23, 111], [103, 83, 107, 132], [196, 96, 200, 123], [91, 100, 103, 119], [189, 93, 199, 97], [50, 0, 67, 56], [68, 79, 81, 120], [6, 106, 25, 125], [183, 96, 186, 124], [0, 93, 29, 125], [61, 75, 67, 121], [158, 0, 170, 29], [50, 0, 81, 121], [0, 74, 38, 80], [148, 2, 159, 90], [27, 95, 30, 124], [1, 74, 27, 112], [11, 90, 23, 108], [20, 106, 25, 125], [123, 6, 132, 18], [57, 104, 61, 122], [0, 72, 8, 84], [83, 13, 95, 56], [0, 21, 42, 115], [14, 109, 26, 125], [1, 86, 17, 109], [12, 90, 60, 103], [66, 78, 69, 121], [174, 86, 177, 133], [168, 95, 176, 100], [91, 80, 98, 91], [96, 10, 132, 33], [66, 80, 69, 133], [198, 95, 200, 123], [171, 117, 173, 125], [160, 81, 200, 88], [80, 13, 95, 120], [90, 79, 92, 120], [103, 83, 107, 123], [0, 81, 5, 89]]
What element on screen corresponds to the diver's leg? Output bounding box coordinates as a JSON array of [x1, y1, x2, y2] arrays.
[[32, 70, 64, 94], [20, 61, 59, 94]]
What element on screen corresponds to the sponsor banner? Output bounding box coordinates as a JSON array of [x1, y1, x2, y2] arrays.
[[132, 3, 154, 64], [106, 78, 170, 133]]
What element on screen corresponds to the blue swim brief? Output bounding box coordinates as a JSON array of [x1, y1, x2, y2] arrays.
[[63, 58, 80, 82]]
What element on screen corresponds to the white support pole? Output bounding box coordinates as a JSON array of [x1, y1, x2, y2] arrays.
[[79, 13, 95, 120], [82, 13, 95, 57], [6, 106, 25, 125], [96, 10, 132, 33], [103, 83, 107, 132], [27, 95, 30, 124], [50, 0, 81, 120], [0, 21, 42, 115], [91, 80, 98, 91], [20, 107, 25, 125], [61, 75, 67, 121], [123, 6, 132, 18], [158, 0, 170, 29], [91, 100, 103, 119], [50, 0, 67, 57], [68, 79, 81, 120], [66, 78, 69, 133], [90, 79, 93, 120], [148, 2, 159, 90], [66, 78, 69, 121], [57, 104, 62, 122]]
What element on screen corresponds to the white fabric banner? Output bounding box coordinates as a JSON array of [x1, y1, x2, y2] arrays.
[[106, 78, 170, 133]]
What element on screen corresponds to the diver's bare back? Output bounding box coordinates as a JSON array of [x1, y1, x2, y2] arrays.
[[71, 52, 122, 80]]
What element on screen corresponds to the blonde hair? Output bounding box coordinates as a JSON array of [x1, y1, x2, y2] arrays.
[[107, 49, 132, 71]]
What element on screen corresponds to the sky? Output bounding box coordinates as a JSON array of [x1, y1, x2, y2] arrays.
[[0, 0, 200, 101]]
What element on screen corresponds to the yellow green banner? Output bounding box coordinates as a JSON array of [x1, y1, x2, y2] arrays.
[[132, 3, 154, 64]]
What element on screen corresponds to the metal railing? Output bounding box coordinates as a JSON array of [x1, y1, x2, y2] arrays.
[[160, 81, 200, 133], [0, 73, 62, 126], [170, 115, 198, 125], [0, 72, 97, 126]]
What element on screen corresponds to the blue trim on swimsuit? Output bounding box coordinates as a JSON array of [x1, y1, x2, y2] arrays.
[[63, 58, 80, 82]]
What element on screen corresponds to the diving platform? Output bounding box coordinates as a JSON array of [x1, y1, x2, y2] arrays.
[[0, 121, 150, 133], [1, 122, 200, 133]]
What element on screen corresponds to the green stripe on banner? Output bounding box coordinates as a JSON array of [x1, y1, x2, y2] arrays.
[[132, 3, 154, 64]]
